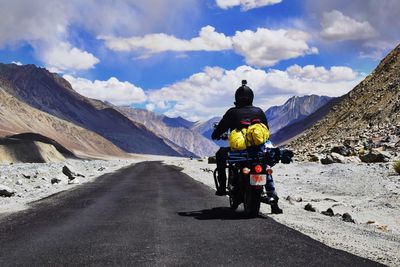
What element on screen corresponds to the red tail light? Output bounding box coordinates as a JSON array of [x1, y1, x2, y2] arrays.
[[254, 165, 263, 173]]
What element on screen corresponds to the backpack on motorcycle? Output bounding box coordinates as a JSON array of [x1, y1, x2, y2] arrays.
[[228, 127, 247, 151], [246, 122, 270, 147]]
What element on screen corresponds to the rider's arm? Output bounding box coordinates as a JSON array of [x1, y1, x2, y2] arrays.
[[211, 110, 232, 140]]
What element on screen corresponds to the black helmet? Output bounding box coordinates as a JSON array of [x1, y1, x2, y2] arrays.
[[234, 80, 254, 107]]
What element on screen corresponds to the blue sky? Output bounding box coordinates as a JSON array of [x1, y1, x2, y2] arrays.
[[0, 0, 399, 121]]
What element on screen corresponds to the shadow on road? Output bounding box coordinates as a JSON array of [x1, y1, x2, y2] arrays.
[[178, 207, 266, 220]]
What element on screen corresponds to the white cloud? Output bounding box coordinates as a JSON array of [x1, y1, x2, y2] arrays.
[[286, 64, 357, 82], [100, 26, 232, 53], [101, 26, 318, 67], [147, 64, 363, 121], [320, 10, 377, 41], [41, 42, 99, 72], [64, 75, 147, 106], [232, 28, 318, 67], [11, 61, 23, 66], [216, 0, 282, 11], [0, 0, 197, 72]]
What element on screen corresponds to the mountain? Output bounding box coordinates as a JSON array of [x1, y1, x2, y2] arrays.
[[191, 117, 228, 147], [163, 116, 196, 129], [0, 64, 185, 157], [0, 88, 126, 158], [270, 97, 342, 145], [288, 44, 400, 158], [116, 107, 218, 157], [266, 95, 332, 134]]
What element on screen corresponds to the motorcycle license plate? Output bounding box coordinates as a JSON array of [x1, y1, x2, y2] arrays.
[[250, 174, 266, 186]]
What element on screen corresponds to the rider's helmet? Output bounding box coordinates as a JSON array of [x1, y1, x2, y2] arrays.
[[234, 80, 254, 107]]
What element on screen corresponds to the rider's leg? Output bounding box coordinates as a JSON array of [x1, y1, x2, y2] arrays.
[[215, 147, 229, 195], [265, 175, 283, 214]]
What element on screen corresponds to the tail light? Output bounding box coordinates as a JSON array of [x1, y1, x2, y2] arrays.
[[242, 167, 250, 174], [254, 165, 263, 173]]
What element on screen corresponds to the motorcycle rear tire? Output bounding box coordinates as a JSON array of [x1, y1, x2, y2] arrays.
[[229, 194, 240, 211], [243, 186, 261, 218]]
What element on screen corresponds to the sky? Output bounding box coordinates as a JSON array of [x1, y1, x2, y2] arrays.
[[0, 0, 399, 121]]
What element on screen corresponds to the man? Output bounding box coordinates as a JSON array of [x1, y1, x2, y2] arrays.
[[211, 80, 283, 214]]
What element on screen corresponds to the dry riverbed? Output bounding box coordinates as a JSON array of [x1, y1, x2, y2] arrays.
[[0, 159, 135, 214]]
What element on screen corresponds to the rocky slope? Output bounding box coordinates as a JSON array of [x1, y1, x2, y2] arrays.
[[117, 107, 218, 157], [0, 64, 184, 157], [0, 88, 126, 158], [266, 95, 332, 134], [288, 44, 400, 161]]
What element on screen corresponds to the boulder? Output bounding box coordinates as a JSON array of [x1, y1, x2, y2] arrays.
[[342, 213, 355, 223], [331, 146, 351, 156], [51, 178, 61, 185], [321, 155, 335, 165], [62, 165, 85, 180], [331, 152, 347, 163], [321, 153, 347, 164], [0, 184, 16, 197], [304, 203, 316, 212], [68, 178, 80, 185], [308, 154, 320, 162], [360, 149, 391, 163], [321, 208, 334, 217]]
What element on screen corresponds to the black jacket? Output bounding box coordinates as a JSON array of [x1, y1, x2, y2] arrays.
[[212, 105, 269, 140]]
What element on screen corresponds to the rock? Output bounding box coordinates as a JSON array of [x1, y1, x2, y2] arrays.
[[16, 179, 23, 185], [287, 195, 303, 203], [321, 208, 334, 217], [62, 165, 85, 180], [98, 166, 106, 172], [346, 156, 362, 163], [304, 203, 316, 212], [331, 146, 351, 156], [22, 173, 31, 179], [0, 185, 16, 197], [51, 178, 61, 185], [360, 149, 391, 163], [321, 155, 335, 165], [342, 213, 355, 223], [308, 154, 320, 162], [68, 178, 80, 185], [330, 152, 347, 163], [377, 224, 388, 231]]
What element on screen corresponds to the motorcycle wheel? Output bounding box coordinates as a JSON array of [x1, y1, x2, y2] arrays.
[[229, 193, 239, 211], [243, 185, 261, 218]]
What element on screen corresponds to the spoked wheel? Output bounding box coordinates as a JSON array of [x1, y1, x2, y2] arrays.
[[243, 185, 262, 218]]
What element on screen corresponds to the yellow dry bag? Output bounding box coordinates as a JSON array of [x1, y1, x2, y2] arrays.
[[228, 128, 247, 151], [246, 123, 270, 147]]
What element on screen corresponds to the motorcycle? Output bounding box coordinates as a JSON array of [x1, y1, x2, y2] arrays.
[[213, 141, 293, 217]]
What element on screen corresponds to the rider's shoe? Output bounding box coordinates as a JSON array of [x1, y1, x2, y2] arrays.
[[215, 188, 227, 196], [271, 203, 283, 214]]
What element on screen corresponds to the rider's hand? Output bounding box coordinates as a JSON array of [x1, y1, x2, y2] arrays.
[[211, 131, 220, 140]]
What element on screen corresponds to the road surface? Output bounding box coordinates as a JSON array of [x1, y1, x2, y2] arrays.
[[0, 162, 382, 266]]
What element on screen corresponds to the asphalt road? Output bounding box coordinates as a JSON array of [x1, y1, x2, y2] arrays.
[[0, 161, 382, 266]]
